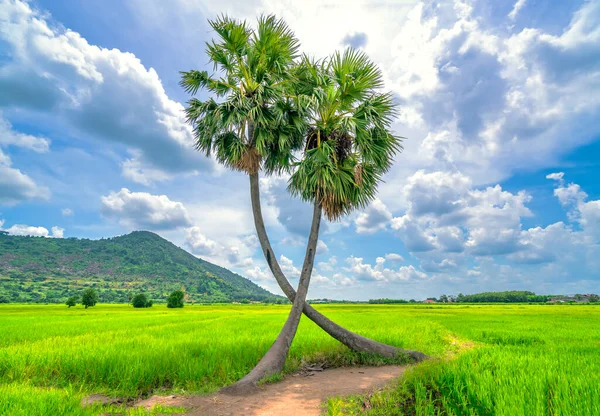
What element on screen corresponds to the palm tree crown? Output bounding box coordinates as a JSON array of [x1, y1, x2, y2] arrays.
[[180, 15, 304, 175], [288, 49, 403, 220]]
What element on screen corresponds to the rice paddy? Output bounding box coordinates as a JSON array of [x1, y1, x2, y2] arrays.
[[0, 304, 598, 415]]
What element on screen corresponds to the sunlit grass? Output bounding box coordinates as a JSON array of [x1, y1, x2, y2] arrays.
[[326, 304, 600, 416], [0, 304, 598, 415]]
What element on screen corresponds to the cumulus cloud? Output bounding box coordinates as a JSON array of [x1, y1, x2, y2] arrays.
[[0, 113, 50, 205], [316, 240, 329, 254], [279, 255, 301, 279], [391, 170, 532, 257], [554, 182, 587, 209], [184, 225, 259, 268], [331, 272, 357, 287], [0, 149, 50, 205], [579, 201, 600, 241], [355, 199, 392, 234], [0, 115, 50, 152], [380, 0, 600, 187], [51, 226, 64, 238], [244, 265, 271, 282], [101, 188, 191, 230], [551, 176, 600, 242], [385, 253, 405, 263], [185, 226, 219, 256], [344, 256, 427, 283], [317, 256, 338, 273], [387, 170, 599, 287], [546, 172, 564, 182], [0, 0, 214, 184], [1, 221, 64, 237]]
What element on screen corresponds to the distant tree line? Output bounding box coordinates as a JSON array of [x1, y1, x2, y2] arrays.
[[369, 298, 417, 304], [368, 291, 599, 304], [455, 291, 550, 303]]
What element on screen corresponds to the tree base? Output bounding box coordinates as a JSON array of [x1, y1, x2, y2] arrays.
[[220, 380, 261, 396]]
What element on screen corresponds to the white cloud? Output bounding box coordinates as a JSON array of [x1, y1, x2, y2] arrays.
[[1, 221, 64, 238], [546, 172, 564, 182], [396, 265, 428, 281], [184, 225, 259, 268], [332, 272, 357, 287], [385, 253, 405, 263], [311, 271, 332, 286], [317, 256, 338, 273], [121, 154, 175, 186], [0, 149, 50, 205], [508, 0, 527, 21], [403, 170, 471, 217], [0, 113, 50, 205], [0, 0, 215, 184], [554, 183, 587, 209], [185, 226, 219, 256], [61, 208, 74, 217], [0, 115, 50, 152], [579, 200, 600, 241], [387, 171, 599, 289], [376, 0, 600, 192], [551, 176, 600, 242], [101, 188, 191, 230], [355, 199, 392, 234], [391, 215, 436, 252], [279, 254, 301, 279], [3, 224, 49, 237], [316, 239, 329, 254], [344, 256, 427, 283], [244, 265, 271, 282], [391, 170, 532, 257]]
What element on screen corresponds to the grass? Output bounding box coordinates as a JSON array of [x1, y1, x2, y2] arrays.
[[326, 304, 600, 416], [0, 304, 598, 415]]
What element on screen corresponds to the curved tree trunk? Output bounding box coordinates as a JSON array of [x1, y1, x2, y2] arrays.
[[221, 201, 323, 395], [248, 173, 428, 362]]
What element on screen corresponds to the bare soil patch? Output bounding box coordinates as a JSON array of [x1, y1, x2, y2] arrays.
[[135, 365, 407, 416]]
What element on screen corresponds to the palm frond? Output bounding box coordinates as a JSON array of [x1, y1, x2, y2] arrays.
[[208, 15, 251, 59], [179, 70, 234, 97]]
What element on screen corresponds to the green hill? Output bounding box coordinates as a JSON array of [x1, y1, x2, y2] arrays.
[[0, 231, 283, 304]]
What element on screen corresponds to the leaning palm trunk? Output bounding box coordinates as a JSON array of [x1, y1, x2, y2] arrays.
[[221, 200, 322, 395], [248, 173, 428, 361]]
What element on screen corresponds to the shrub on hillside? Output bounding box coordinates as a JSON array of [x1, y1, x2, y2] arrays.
[[167, 290, 184, 308]]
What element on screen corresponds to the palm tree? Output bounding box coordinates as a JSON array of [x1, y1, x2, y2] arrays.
[[274, 49, 427, 371], [181, 16, 427, 393]]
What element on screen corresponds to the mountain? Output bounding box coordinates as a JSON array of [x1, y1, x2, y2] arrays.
[[0, 231, 283, 304]]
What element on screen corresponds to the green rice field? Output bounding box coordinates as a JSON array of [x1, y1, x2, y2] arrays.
[[0, 304, 598, 415]]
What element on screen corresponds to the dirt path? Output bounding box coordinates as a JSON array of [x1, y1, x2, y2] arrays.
[[135, 365, 406, 416]]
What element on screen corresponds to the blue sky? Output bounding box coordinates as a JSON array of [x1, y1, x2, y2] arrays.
[[0, 0, 599, 300]]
